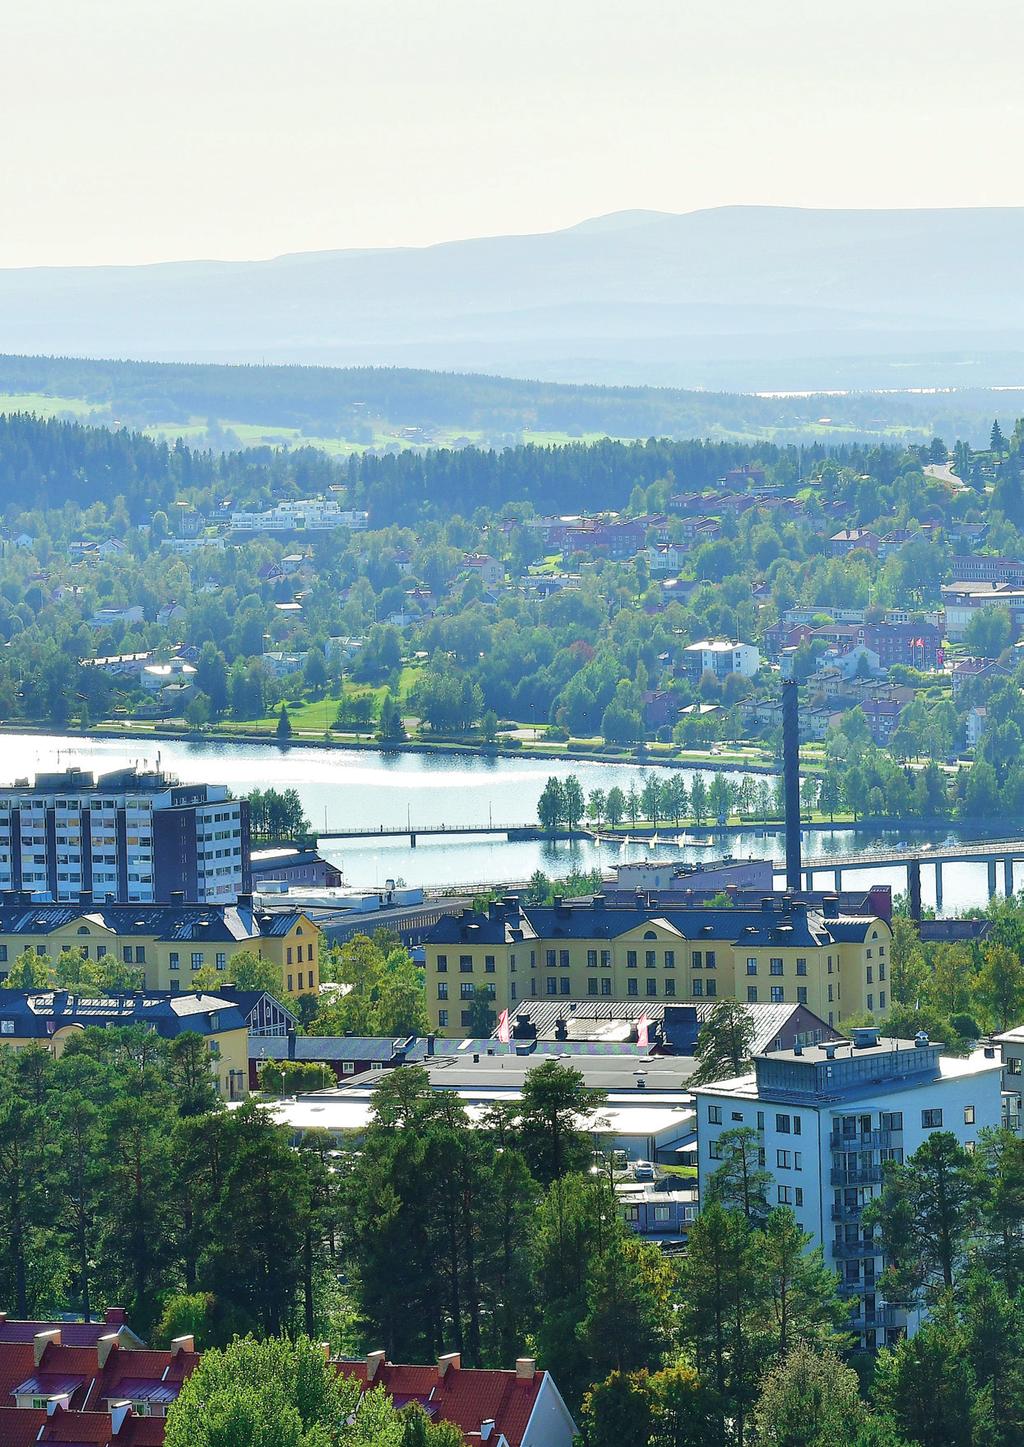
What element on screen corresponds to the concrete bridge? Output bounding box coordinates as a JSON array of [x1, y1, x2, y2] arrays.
[[318, 822, 567, 847], [774, 836, 1024, 908]]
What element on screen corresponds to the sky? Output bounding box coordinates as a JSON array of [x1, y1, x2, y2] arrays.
[[3, 0, 1023, 268]]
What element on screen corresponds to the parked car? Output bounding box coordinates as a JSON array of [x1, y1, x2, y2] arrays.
[[633, 1160, 655, 1181]]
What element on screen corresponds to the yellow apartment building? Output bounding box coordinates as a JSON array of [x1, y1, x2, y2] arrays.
[[423, 894, 892, 1036], [0, 989, 250, 1099], [0, 895, 320, 1001]]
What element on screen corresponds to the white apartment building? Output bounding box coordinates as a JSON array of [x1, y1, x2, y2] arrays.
[[0, 769, 251, 905], [230, 499, 369, 533], [682, 640, 760, 681], [694, 1028, 1002, 1349]]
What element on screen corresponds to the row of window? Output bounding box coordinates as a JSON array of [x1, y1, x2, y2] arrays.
[[286, 970, 315, 993]]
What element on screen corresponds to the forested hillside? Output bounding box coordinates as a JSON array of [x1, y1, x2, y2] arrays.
[[0, 410, 903, 521], [0, 352, 1009, 448]]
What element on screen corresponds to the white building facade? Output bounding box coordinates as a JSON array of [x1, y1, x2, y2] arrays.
[[694, 1029, 1002, 1349]]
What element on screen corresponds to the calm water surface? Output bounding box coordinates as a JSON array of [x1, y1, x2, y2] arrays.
[[0, 732, 1011, 909]]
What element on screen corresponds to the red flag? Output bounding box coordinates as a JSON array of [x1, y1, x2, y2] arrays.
[[637, 1014, 651, 1049], [497, 1008, 510, 1044]]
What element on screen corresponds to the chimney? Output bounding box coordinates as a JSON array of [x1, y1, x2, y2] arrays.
[[782, 680, 801, 891], [516, 1357, 537, 1381], [438, 1352, 461, 1380], [366, 1349, 386, 1383], [104, 1307, 127, 1327], [34, 1328, 60, 1365], [0, 1313, 6, 1324], [110, 1402, 133, 1435], [78, 889, 93, 907], [480, 1420, 496, 1441], [171, 1335, 194, 1356], [170, 890, 185, 906], [237, 893, 253, 909], [97, 1334, 119, 1369]]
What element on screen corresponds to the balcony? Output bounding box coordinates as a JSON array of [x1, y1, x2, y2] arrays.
[[831, 1237, 879, 1259], [854, 1305, 900, 1329], [830, 1165, 882, 1186], [830, 1129, 894, 1151]]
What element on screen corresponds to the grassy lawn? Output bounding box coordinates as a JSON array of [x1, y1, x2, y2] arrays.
[[0, 390, 102, 419]]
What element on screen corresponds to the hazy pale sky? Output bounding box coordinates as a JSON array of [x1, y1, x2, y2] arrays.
[[4, 0, 1022, 267]]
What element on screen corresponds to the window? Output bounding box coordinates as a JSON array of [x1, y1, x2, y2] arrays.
[[560, 978, 571, 995], [777, 1149, 791, 1168], [706, 950, 716, 969], [664, 950, 674, 968], [216, 952, 226, 971], [1010, 1058, 1023, 1076], [96, 945, 106, 959], [793, 1116, 801, 1135], [879, 991, 886, 1010], [169, 952, 179, 970], [122, 945, 133, 963], [460, 955, 473, 973], [587, 978, 598, 995], [510, 982, 517, 1001], [191, 952, 203, 970], [546, 978, 557, 995], [881, 1111, 903, 1131], [510, 953, 516, 973], [646, 950, 656, 968], [692, 978, 704, 996], [601, 949, 611, 968], [770, 958, 783, 976], [601, 978, 612, 995], [654, 1205, 670, 1222], [546, 949, 556, 968], [559, 950, 569, 969], [709, 1140, 722, 1160], [287, 947, 293, 965], [707, 978, 717, 997], [796, 957, 807, 976], [627, 950, 637, 968], [828, 983, 834, 1002], [692, 950, 702, 968], [0, 1019, 14, 1034], [795, 1187, 804, 1206], [664, 978, 676, 996], [776, 1113, 791, 1133], [778, 1185, 793, 1205], [964, 1105, 975, 1125], [438, 1010, 449, 1027], [485, 955, 495, 973], [646, 978, 657, 996], [287, 975, 293, 992], [796, 987, 807, 1004], [879, 963, 886, 980], [438, 983, 448, 999], [794, 1152, 802, 1170], [866, 994, 873, 1012], [747, 985, 758, 1002], [627, 978, 638, 996], [708, 1104, 722, 1124], [0, 946, 7, 963], [771, 985, 784, 1003], [436, 954, 448, 973], [461, 1010, 473, 1027], [747, 956, 757, 974], [587, 949, 597, 968]]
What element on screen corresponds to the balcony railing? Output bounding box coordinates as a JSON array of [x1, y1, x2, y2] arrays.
[[830, 1129, 894, 1151], [831, 1237, 879, 1259], [854, 1305, 900, 1329], [830, 1165, 882, 1186]]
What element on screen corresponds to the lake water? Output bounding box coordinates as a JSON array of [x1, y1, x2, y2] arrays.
[[0, 732, 1011, 911]]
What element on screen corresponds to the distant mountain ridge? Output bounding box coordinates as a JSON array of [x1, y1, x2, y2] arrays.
[[5, 206, 1024, 389]]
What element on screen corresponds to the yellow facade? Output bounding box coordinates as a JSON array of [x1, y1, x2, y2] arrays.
[[0, 1019, 250, 1099], [425, 908, 893, 1037], [0, 911, 320, 1000]]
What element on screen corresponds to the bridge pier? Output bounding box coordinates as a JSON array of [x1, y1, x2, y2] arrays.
[[1006, 858, 1015, 896], [908, 859, 922, 922], [804, 868, 814, 890], [934, 860, 943, 912], [833, 867, 842, 891], [988, 859, 998, 898], [410, 832, 416, 848]]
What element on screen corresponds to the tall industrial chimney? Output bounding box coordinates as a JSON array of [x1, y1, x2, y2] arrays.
[[782, 681, 801, 890]]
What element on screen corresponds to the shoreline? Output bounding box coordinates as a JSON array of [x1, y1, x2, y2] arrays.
[[0, 720, 779, 775]]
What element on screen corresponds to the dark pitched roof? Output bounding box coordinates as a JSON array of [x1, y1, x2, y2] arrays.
[[0, 991, 246, 1040], [0, 903, 309, 944]]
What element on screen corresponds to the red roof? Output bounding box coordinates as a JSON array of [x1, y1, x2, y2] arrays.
[[336, 1359, 547, 1447], [0, 1405, 47, 1446]]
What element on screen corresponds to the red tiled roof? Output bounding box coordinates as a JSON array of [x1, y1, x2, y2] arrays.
[[0, 1343, 36, 1406], [337, 1360, 545, 1447], [0, 1319, 139, 1349], [0, 1405, 47, 1446]]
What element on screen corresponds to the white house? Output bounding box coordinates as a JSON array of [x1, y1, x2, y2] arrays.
[[694, 1029, 1002, 1350], [88, 605, 145, 630], [966, 706, 988, 749], [140, 659, 198, 692], [230, 499, 368, 533], [682, 640, 760, 681]]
